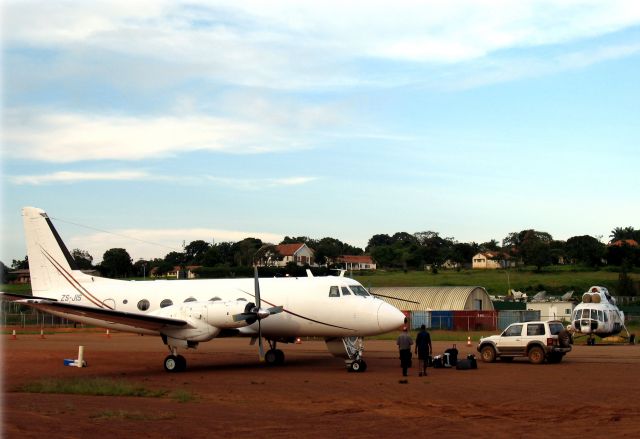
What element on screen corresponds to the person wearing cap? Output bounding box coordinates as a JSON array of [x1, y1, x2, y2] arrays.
[[415, 324, 432, 376], [396, 326, 414, 376]]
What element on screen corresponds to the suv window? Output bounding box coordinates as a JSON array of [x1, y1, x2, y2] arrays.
[[548, 322, 564, 335], [527, 323, 545, 336], [503, 324, 522, 337]]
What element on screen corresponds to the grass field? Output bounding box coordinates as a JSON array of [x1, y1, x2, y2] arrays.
[[353, 266, 640, 296], [2, 266, 639, 297]]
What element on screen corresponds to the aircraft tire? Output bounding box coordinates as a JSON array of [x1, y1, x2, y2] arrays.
[[265, 349, 278, 365], [274, 349, 285, 365], [176, 355, 187, 371], [349, 360, 367, 373], [164, 355, 181, 373]]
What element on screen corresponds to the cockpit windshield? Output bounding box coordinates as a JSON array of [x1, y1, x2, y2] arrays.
[[349, 285, 370, 297]]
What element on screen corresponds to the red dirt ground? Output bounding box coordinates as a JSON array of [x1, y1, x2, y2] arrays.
[[3, 332, 640, 438]]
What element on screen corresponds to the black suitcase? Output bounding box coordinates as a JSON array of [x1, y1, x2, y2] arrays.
[[444, 344, 459, 367], [456, 354, 478, 370], [432, 355, 444, 368]]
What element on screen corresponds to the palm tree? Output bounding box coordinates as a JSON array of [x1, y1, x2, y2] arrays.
[[609, 226, 636, 243]]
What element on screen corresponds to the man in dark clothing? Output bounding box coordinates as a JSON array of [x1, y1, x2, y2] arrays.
[[415, 324, 432, 376], [396, 326, 413, 376]]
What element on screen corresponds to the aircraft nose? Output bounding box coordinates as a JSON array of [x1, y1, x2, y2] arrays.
[[377, 301, 405, 332]]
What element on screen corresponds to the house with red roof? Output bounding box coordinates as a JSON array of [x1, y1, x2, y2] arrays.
[[273, 243, 315, 267], [336, 255, 376, 271]]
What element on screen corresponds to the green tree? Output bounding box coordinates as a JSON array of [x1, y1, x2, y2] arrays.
[[12, 256, 29, 269], [609, 226, 637, 243], [565, 235, 604, 267], [100, 248, 133, 278], [480, 239, 500, 251], [231, 238, 263, 266], [164, 251, 185, 267], [72, 249, 94, 270], [184, 240, 211, 265], [521, 240, 552, 271]]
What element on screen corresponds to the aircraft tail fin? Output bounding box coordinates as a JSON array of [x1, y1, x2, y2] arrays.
[[22, 207, 89, 296]]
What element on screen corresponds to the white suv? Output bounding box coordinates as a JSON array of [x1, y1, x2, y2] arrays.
[[477, 320, 572, 364]]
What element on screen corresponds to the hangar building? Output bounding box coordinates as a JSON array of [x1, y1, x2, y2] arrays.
[[369, 286, 495, 330], [370, 286, 494, 312]]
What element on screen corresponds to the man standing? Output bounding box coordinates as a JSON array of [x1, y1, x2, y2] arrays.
[[415, 324, 432, 376], [396, 326, 414, 376]]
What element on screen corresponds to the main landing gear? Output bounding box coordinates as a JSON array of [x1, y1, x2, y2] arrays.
[[164, 345, 187, 372], [264, 339, 285, 366]]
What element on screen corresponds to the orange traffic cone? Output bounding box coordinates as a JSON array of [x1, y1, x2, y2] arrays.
[[105, 329, 111, 338], [467, 336, 471, 347], [11, 330, 17, 340], [40, 329, 46, 339]]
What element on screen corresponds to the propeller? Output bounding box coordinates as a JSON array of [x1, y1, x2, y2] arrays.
[[232, 266, 283, 361]]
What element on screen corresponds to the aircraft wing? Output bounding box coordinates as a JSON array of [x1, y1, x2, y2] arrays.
[[1, 292, 188, 331]]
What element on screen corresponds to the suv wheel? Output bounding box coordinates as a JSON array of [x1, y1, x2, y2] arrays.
[[480, 345, 496, 363], [528, 346, 545, 364]]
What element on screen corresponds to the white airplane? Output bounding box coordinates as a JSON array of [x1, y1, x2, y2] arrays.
[[568, 286, 635, 345], [1, 207, 405, 372]]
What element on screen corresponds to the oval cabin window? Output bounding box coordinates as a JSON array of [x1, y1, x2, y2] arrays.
[[137, 299, 150, 311]]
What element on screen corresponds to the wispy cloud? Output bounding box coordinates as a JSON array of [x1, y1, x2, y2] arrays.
[[5, 1, 640, 90], [3, 110, 314, 163], [205, 176, 318, 190], [7, 169, 318, 188], [69, 227, 284, 262], [9, 170, 151, 185]]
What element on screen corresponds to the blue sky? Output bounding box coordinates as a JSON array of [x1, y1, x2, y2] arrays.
[[2, 0, 639, 263]]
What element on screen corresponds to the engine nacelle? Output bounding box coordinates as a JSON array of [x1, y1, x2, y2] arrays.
[[204, 300, 256, 329]]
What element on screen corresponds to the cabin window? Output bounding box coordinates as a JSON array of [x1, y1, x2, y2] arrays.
[[503, 324, 522, 337], [341, 286, 352, 296], [122, 299, 128, 305], [350, 285, 370, 297], [209, 297, 222, 302], [598, 310, 604, 322], [591, 309, 598, 320], [184, 297, 197, 303], [329, 286, 340, 297], [137, 299, 150, 311], [527, 324, 544, 336], [604, 312, 608, 322], [160, 299, 173, 308]]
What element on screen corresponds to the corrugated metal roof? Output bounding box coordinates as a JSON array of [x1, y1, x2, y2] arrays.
[[370, 286, 493, 311]]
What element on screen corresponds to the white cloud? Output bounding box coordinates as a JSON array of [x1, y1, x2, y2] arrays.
[[5, 0, 640, 89], [3, 110, 311, 162], [68, 227, 284, 262], [205, 176, 317, 190], [9, 170, 151, 185]]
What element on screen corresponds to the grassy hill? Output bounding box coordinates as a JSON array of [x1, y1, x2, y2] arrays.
[[354, 266, 639, 296]]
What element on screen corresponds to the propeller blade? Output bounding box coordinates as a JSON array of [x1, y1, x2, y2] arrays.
[[258, 320, 265, 362], [254, 266, 261, 309], [267, 305, 284, 314], [232, 313, 254, 322]]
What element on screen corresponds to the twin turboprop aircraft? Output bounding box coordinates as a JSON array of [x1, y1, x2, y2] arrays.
[[568, 286, 635, 345], [2, 207, 405, 372]]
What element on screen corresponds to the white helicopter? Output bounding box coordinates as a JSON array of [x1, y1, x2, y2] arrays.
[[568, 286, 635, 345], [1, 207, 406, 372]]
